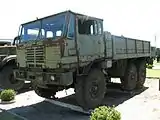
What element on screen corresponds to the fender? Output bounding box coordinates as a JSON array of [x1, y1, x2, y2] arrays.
[[0, 55, 17, 69]]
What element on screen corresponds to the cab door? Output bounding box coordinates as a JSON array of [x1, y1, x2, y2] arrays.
[[76, 17, 104, 59]]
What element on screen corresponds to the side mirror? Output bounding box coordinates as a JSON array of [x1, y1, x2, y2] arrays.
[[13, 36, 20, 45]]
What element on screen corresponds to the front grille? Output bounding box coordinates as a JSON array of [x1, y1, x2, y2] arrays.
[[26, 46, 44, 64]]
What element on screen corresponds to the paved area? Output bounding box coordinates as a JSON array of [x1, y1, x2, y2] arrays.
[[116, 79, 160, 120], [0, 90, 89, 120], [0, 109, 27, 120], [0, 78, 160, 120]]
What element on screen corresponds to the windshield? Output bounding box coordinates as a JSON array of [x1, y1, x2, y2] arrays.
[[20, 14, 66, 42]]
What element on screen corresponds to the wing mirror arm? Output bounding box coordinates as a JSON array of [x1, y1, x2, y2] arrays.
[[13, 36, 20, 45]]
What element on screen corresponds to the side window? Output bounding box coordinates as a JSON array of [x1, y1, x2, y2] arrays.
[[90, 25, 94, 35], [46, 31, 53, 38], [56, 30, 62, 36], [41, 29, 45, 38], [97, 22, 103, 35], [67, 14, 75, 40], [94, 21, 98, 35], [78, 19, 98, 35]]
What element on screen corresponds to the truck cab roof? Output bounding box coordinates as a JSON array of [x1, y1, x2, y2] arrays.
[[22, 10, 103, 26]]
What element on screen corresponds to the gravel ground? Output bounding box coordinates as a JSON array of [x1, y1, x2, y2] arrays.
[[0, 78, 160, 120]]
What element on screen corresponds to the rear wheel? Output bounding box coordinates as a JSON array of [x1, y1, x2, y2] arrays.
[[75, 68, 106, 109], [136, 61, 146, 89], [0, 65, 25, 91], [121, 62, 137, 91]]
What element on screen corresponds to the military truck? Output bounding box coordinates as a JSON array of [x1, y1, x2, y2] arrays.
[[156, 48, 160, 62], [13, 10, 151, 110], [146, 46, 156, 68], [0, 39, 24, 91]]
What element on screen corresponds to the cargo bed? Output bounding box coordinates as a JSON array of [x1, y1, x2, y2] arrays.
[[104, 32, 151, 60]]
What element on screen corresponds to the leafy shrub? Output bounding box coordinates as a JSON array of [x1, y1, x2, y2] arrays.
[[0, 89, 16, 101], [146, 64, 153, 69], [90, 106, 121, 120]]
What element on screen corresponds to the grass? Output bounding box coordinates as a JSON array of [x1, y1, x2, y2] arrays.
[[146, 60, 160, 78], [146, 69, 160, 78], [0, 110, 24, 120]]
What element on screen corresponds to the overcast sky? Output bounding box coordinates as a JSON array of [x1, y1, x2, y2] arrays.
[[0, 0, 160, 47]]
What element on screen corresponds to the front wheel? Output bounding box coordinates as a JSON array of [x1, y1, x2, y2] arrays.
[[0, 65, 25, 91], [75, 68, 106, 109]]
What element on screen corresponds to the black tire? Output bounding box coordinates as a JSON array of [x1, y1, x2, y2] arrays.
[[34, 86, 56, 99], [0, 65, 25, 91], [136, 61, 146, 89], [120, 77, 125, 88], [121, 62, 137, 91], [31, 81, 57, 99], [75, 68, 106, 109], [75, 76, 85, 108]]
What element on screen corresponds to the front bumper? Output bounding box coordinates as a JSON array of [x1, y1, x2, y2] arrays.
[[13, 69, 73, 86]]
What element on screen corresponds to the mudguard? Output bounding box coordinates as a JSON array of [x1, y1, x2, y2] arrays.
[[0, 55, 17, 68]]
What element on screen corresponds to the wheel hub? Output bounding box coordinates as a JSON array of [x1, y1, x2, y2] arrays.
[[131, 74, 135, 79], [90, 82, 99, 98]]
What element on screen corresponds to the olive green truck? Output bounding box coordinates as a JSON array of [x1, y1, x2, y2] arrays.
[[0, 40, 24, 91], [13, 10, 151, 110]]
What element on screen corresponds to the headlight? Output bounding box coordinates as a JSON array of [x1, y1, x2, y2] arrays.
[[17, 62, 20, 67], [50, 76, 55, 81], [56, 63, 60, 68]]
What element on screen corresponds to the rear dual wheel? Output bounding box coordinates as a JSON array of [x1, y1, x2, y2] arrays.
[[136, 61, 146, 89], [121, 61, 146, 91], [75, 68, 106, 109], [121, 62, 137, 91]]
